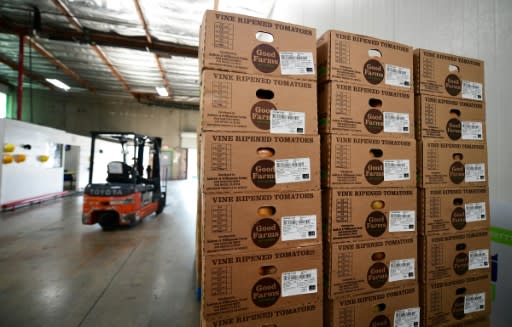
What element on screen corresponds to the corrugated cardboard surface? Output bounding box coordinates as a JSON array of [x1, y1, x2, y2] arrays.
[[419, 187, 490, 235], [417, 140, 488, 188], [421, 273, 491, 327], [321, 134, 416, 188], [441, 316, 490, 327], [317, 30, 413, 90], [326, 237, 417, 298], [323, 188, 417, 243], [420, 230, 490, 283], [201, 301, 322, 327], [318, 81, 414, 137], [199, 10, 316, 80], [415, 95, 486, 141], [414, 49, 485, 100], [200, 132, 320, 193], [201, 70, 318, 134], [202, 244, 322, 318], [201, 190, 321, 255], [326, 286, 419, 327]]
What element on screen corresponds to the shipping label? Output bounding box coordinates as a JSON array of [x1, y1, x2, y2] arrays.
[[384, 112, 410, 133], [279, 52, 315, 75], [465, 202, 486, 222], [464, 292, 486, 314], [389, 258, 415, 282], [281, 268, 318, 297], [389, 211, 416, 232], [462, 121, 483, 140], [464, 164, 486, 182], [462, 80, 483, 101], [275, 158, 311, 184], [384, 160, 410, 181], [385, 64, 411, 88], [394, 307, 421, 327], [281, 215, 317, 241], [270, 110, 306, 134], [468, 249, 489, 270]]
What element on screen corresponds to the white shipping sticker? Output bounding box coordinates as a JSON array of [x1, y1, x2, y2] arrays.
[[385, 64, 411, 88], [279, 52, 315, 75], [465, 163, 486, 182], [384, 160, 410, 181], [281, 215, 317, 241], [384, 112, 410, 133], [281, 269, 318, 297], [462, 80, 483, 101], [389, 258, 415, 282], [394, 307, 421, 327], [270, 110, 306, 134], [462, 121, 483, 140], [464, 293, 486, 314], [389, 211, 416, 232], [469, 249, 489, 270], [275, 158, 311, 184], [465, 202, 486, 222]]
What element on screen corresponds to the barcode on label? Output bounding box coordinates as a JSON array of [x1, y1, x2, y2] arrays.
[[276, 161, 305, 168], [284, 273, 312, 281], [284, 218, 311, 225]]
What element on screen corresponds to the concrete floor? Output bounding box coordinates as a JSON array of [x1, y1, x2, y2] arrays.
[[0, 180, 200, 327]]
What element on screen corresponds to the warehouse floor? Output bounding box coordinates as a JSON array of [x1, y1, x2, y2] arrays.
[[0, 180, 200, 327]]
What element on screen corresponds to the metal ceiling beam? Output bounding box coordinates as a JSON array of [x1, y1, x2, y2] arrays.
[[154, 54, 173, 98], [133, 0, 152, 44], [50, 0, 83, 32], [91, 45, 135, 98], [0, 53, 54, 90], [26, 36, 96, 94], [0, 20, 198, 58]]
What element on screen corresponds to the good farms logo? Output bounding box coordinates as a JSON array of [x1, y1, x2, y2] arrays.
[[251, 160, 276, 189], [252, 44, 280, 73], [251, 277, 280, 308], [251, 101, 276, 130], [363, 59, 384, 85]]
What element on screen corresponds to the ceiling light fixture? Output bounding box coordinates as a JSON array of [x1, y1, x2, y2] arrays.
[[45, 79, 70, 91], [155, 86, 169, 97]]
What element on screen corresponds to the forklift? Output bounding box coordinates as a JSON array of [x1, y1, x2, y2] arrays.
[[82, 132, 167, 230]]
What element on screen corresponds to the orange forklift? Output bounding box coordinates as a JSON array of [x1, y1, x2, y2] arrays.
[[82, 132, 166, 230]]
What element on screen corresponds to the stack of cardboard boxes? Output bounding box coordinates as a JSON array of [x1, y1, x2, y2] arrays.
[[198, 10, 323, 327], [317, 30, 420, 326], [415, 49, 491, 326]]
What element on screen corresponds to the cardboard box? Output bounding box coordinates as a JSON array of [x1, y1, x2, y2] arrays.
[[419, 187, 490, 235], [440, 316, 490, 327], [199, 10, 316, 80], [325, 286, 419, 327], [417, 141, 488, 188], [321, 135, 416, 188], [420, 230, 490, 283], [201, 301, 322, 327], [200, 132, 320, 193], [414, 49, 485, 100], [317, 30, 413, 89], [326, 237, 417, 298], [200, 70, 317, 134], [323, 188, 417, 243], [201, 244, 322, 318], [415, 95, 486, 141], [318, 81, 414, 137], [421, 273, 491, 326], [202, 190, 321, 255]]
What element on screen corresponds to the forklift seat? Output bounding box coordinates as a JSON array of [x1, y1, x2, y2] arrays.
[[106, 161, 134, 183]]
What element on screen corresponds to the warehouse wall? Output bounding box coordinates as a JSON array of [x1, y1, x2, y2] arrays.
[[271, 1, 512, 325], [14, 90, 199, 149]]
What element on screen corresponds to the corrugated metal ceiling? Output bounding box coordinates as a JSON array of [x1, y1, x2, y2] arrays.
[[0, 0, 277, 108]]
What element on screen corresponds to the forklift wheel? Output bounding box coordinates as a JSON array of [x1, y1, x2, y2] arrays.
[[156, 193, 166, 214], [98, 212, 118, 231]]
